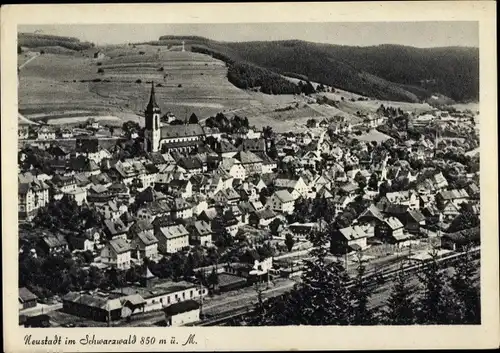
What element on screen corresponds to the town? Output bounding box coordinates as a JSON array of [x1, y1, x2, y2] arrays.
[[18, 79, 480, 327]]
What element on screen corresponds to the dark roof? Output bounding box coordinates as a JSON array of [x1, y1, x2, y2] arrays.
[[160, 124, 205, 139], [148, 152, 166, 165], [41, 234, 68, 248], [240, 138, 266, 152], [384, 204, 409, 215], [407, 209, 426, 223], [75, 137, 100, 153], [146, 82, 160, 112], [164, 300, 200, 316], [178, 157, 203, 170]]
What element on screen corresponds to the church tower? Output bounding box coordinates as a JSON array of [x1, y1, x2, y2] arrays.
[[144, 82, 161, 152]]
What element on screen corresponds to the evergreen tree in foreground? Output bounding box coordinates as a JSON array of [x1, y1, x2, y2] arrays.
[[417, 249, 459, 324], [385, 262, 417, 325], [450, 244, 481, 324], [350, 252, 375, 325]]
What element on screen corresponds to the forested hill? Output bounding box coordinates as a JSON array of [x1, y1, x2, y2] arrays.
[[152, 36, 479, 103], [18, 33, 95, 51]]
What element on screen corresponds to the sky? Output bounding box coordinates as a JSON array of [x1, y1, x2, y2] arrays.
[[19, 22, 479, 48]]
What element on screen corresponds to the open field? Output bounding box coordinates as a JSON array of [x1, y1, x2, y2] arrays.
[[356, 129, 393, 142], [18, 44, 457, 131], [18, 48, 262, 126]]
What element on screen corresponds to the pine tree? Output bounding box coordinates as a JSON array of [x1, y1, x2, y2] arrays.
[[416, 250, 452, 324], [450, 244, 480, 324], [385, 263, 417, 325], [295, 231, 352, 325], [351, 252, 375, 325]]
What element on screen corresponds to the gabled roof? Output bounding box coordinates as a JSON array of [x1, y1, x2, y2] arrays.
[[193, 220, 213, 236], [234, 150, 263, 165], [274, 190, 295, 203], [385, 216, 404, 230], [338, 225, 367, 240], [41, 233, 68, 248], [160, 124, 205, 139], [19, 287, 38, 302], [136, 230, 158, 246], [108, 238, 131, 254], [358, 204, 384, 222], [157, 224, 189, 240]]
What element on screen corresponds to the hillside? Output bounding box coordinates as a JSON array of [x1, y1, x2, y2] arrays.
[[151, 37, 478, 103], [18, 32, 95, 52]]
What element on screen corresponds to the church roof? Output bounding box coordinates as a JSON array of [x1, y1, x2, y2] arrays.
[[160, 124, 205, 139], [146, 82, 160, 112]]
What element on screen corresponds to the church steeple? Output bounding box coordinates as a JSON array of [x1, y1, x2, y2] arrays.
[[144, 81, 161, 152], [146, 81, 160, 113]]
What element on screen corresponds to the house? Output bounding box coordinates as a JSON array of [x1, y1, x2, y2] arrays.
[[267, 190, 296, 214], [384, 190, 420, 210], [164, 300, 200, 327], [131, 229, 159, 261], [189, 220, 213, 246], [214, 187, 241, 205], [166, 179, 193, 199], [433, 172, 449, 190], [330, 225, 368, 254], [441, 201, 461, 218], [249, 208, 277, 228], [75, 137, 112, 164], [234, 150, 263, 175], [288, 222, 318, 240], [332, 195, 351, 213], [375, 217, 411, 246], [436, 189, 469, 209], [177, 157, 203, 177], [405, 209, 426, 234], [36, 127, 56, 140], [103, 219, 129, 240], [274, 176, 309, 199], [169, 197, 193, 219], [39, 234, 69, 255], [100, 238, 132, 270], [219, 158, 246, 180], [239, 138, 266, 153], [340, 182, 359, 197], [155, 224, 190, 254], [467, 182, 480, 199], [62, 292, 123, 322], [19, 287, 38, 310], [18, 177, 50, 220], [357, 204, 385, 225], [67, 234, 96, 253]]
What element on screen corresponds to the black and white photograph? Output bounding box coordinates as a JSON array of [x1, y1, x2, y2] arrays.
[[2, 2, 498, 352]]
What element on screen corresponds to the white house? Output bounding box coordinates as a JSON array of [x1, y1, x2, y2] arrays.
[[267, 190, 296, 214], [100, 238, 132, 270]]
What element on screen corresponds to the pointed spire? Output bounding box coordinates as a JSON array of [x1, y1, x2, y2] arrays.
[[146, 81, 159, 111]]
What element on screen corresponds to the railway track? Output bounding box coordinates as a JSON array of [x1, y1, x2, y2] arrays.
[[194, 248, 481, 326]]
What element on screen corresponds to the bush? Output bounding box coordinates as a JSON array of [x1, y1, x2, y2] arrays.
[[136, 79, 142, 84], [97, 68, 104, 74], [97, 62, 102, 66], [178, 84, 182, 88], [139, 51, 145, 55]]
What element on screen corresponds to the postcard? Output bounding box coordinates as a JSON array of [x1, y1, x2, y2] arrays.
[[1, 2, 498, 351]]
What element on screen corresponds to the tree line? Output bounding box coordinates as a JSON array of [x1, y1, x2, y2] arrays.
[[233, 232, 479, 326]]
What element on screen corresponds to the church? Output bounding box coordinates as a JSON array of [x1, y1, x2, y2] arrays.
[[144, 83, 206, 153]]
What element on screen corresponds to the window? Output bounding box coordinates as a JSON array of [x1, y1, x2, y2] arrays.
[[190, 290, 193, 298], [182, 293, 185, 299]]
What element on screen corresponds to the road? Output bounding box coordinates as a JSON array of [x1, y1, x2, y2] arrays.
[[20, 302, 63, 317], [19, 53, 40, 70]]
